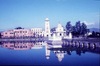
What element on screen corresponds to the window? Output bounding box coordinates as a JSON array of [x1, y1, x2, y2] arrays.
[[20, 46, 23, 48], [17, 46, 19, 48], [15, 46, 17, 48], [20, 31, 22, 33], [5, 45, 8, 47], [10, 45, 14, 47], [10, 33, 13, 34]]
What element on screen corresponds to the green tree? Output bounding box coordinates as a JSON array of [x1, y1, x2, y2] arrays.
[[81, 22, 87, 36], [51, 27, 56, 32], [66, 21, 72, 33], [75, 21, 81, 34]]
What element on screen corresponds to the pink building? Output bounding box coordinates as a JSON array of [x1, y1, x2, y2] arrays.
[[1, 30, 14, 38], [1, 29, 34, 38]]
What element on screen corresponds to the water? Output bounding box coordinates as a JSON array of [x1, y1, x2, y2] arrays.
[[0, 41, 100, 66]]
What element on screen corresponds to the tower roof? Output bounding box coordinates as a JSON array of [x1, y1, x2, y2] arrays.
[[45, 18, 49, 21]]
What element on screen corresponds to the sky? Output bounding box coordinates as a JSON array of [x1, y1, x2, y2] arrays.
[[0, 0, 100, 31]]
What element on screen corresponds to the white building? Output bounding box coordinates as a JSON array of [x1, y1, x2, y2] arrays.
[[31, 28, 43, 37], [49, 23, 68, 40], [44, 18, 51, 37], [54, 23, 66, 37], [50, 23, 72, 40]]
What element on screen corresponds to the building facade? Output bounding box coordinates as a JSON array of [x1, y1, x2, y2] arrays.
[[31, 28, 43, 37], [13, 29, 33, 37], [1, 29, 33, 38], [1, 28, 44, 38], [1, 30, 14, 38], [55, 23, 66, 37], [51, 23, 66, 38]]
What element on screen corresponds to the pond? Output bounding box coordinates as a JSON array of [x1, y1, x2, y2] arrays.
[[0, 41, 100, 66]]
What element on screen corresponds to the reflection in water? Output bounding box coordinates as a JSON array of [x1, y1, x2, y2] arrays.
[[1, 41, 45, 50], [46, 41, 100, 62], [54, 50, 65, 62], [45, 43, 50, 60], [0, 41, 100, 62]]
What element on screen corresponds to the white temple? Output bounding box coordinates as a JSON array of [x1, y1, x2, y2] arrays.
[[55, 23, 66, 37], [44, 18, 72, 40]]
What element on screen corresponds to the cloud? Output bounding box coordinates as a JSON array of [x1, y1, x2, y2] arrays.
[[83, 21, 95, 26]]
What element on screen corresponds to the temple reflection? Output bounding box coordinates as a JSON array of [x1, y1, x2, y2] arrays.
[[54, 50, 65, 62], [46, 42, 100, 62]]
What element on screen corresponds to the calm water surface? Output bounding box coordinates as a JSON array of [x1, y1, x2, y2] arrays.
[[0, 41, 100, 66]]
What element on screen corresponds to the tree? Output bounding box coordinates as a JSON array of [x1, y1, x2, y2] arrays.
[[51, 27, 56, 32], [92, 31, 96, 37], [66, 21, 72, 33], [80, 22, 87, 36], [65, 21, 89, 37], [75, 21, 81, 34], [87, 29, 90, 33], [71, 26, 76, 36], [72, 26, 79, 37], [72, 26, 77, 32], [15, 27, 24, 29]]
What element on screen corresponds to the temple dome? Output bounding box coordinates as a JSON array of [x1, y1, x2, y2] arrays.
[[58, 23, 62, 27]]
